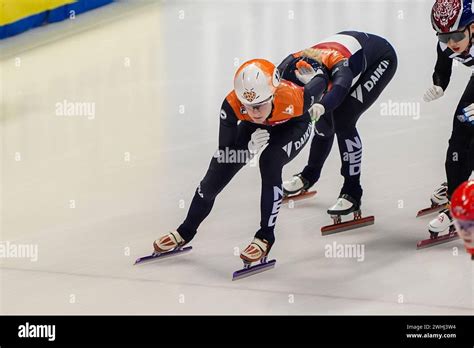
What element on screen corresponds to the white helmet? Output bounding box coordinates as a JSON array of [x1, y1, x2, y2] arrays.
[[234, 59, 280, 105]]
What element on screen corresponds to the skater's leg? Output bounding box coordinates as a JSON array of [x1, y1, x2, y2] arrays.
[[176, 159, 244, 241], [177, 123, 257, 242], [446, 76, 474, 198], [446, 122, 472, 199], [335, 127, 363, 201], [255, 117, 313, 245], [427, 76, 474, 235], [300, 125, 335, 186], [333, 41, 398, 203]]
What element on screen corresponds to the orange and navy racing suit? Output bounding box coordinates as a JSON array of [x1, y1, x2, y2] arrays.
[[176, 77, 325, 246], [278, 31, 398, 203]]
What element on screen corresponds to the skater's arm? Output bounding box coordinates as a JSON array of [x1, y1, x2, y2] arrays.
[[303, 75, 328, 110], [319, 60, 353, 113], [218, 99, 239, 148], [433, 43, 453, 91], [277, 54, 295, 76]]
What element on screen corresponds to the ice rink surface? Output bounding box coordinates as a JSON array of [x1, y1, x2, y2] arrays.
[[1, 0, 473, 314]]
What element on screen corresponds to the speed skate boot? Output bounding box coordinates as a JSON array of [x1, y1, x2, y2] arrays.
[[431, 182, 448, 206], [153, 231, 186, 253], [282, 173, 316, 203], [428, 208, 454, 237], [327, 194, 361, 220], [240, 238, 271, 265], [283, 173, 310, 196], [233, 238, 276, 280], [321, 194, 375, 235], [416, 182, 449, 217], [134, 231, 192, 265], [416, 206, 458, 249]]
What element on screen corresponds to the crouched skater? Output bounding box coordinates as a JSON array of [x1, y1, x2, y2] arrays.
[[149, 58, 327, 279]]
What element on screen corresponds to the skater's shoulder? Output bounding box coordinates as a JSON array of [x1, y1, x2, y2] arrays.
[[224, 90, 254, 122], [267, 81, 305, 123], [274, 80, 304, 107], [225, 89, 239, 105]]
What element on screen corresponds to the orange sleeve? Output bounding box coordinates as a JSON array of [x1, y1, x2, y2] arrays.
[[267, 81, 305, 125], [225, 91, 252, 122]]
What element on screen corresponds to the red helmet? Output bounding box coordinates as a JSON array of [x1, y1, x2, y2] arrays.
[[451, 180, 474, 258], [450, 180, 474, 220]]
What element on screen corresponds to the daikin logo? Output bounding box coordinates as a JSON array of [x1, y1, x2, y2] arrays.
[[351, 85, 364, 103], [350, 60, 390, 103], [18, 322, 56, 341], [364, 60, 389, 92], [281, 122, 311, 157], [282, 142, 292, 157]]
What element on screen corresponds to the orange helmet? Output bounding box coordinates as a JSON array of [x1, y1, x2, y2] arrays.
[[233, 59, 280, 106]]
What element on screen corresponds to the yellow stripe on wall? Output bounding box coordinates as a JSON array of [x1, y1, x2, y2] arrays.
[[0, 0, 77, 26]]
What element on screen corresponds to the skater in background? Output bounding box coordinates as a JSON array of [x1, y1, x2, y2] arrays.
[[424, 0, 474, 238], [280, 31, 397, 225], [153, 58, 326, 269], [451, 180, 474, 259]]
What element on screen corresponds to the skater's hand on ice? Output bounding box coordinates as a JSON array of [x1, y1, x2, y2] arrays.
[[295, 60, 322, 85], [308, 103, 325, 122], [248, 128, 270, 154], [423, 85, 444, 102], [457, 103, 474, 125]]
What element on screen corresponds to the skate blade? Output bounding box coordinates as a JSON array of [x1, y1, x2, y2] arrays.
[[321, 216, 375, 236], [282, 190, 317, 204], [232, 259, 276, 281], [416, 233, 459, 249], [416, 204, 447, 218], [134, 246, 192, 265]]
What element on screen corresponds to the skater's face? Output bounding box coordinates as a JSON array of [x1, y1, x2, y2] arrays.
[[440, 25, 473, 53], [454, 219, 474, 258], [244, 99, 273, 124]]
